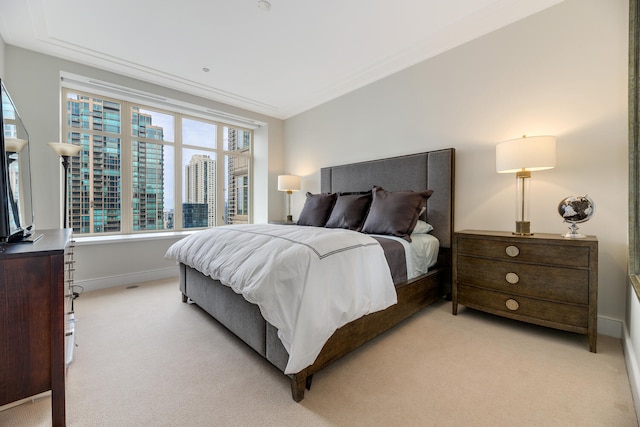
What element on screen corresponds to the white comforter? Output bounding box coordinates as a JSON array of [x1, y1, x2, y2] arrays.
[[165, 224, 398, 374]]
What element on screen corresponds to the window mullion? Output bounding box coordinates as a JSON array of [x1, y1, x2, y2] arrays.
[[121, 101, 133, 234], [174, 114, 183, 230], [216, 125, 225, 225]]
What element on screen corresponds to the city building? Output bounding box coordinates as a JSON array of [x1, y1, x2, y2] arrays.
[[224, 128, 250, 225], [184, 153, 216, 227], [66, 98, 165, 233]]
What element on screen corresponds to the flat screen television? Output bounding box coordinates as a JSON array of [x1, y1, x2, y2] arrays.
[[0, 79, 36, 243]]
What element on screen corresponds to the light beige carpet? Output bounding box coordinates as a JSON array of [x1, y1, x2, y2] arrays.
[[0, 277, 636, 426]]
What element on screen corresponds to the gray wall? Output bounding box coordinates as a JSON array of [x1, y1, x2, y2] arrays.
[[285, 0, 628, 328], [3, 46, 285, 290]]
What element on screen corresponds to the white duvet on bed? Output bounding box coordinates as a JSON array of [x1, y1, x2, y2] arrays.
[[165, 224, 398, 374]]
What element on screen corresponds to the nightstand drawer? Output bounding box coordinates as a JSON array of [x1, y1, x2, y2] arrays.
[[457, 255, 589, 304], [457, 284, 589, 329], [457, 237, 590, 268]]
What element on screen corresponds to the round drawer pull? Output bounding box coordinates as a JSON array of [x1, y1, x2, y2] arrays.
[[505, 272, 519, 284], [505, 245, 520, 257], [505, 299, 520, 311]]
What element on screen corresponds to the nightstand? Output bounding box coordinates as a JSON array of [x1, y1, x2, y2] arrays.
[[269, 220, 297, 225], [452, 230, 598, 352]]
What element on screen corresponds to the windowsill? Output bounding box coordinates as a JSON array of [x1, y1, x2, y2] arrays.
[[73, 230, 197, 246]]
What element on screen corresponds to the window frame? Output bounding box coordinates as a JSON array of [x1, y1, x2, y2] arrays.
[[61, 85, 254, 236], [629, 0, 640, 298]]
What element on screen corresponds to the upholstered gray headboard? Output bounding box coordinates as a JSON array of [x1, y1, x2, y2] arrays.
[[320, 148, 455, 249]]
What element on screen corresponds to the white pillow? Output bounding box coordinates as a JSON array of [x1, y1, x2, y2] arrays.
[[412, 220, 433, 234]]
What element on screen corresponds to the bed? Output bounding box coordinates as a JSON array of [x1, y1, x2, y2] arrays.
[[167, 148, 455, 401]]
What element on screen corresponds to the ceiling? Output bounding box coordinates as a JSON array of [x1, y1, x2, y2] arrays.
[[0, 0, 563, 119]]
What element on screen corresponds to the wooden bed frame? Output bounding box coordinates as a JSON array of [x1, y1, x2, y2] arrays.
[[179, 148, 455, 401]]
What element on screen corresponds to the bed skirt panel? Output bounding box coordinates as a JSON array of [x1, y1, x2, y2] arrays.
[[180, 264, 268, 357], [265, 323, 289, 372]]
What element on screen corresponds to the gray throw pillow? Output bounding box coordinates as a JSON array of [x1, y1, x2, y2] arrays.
[[325, 192, 372, 231], [361, 186, 433, 241], [297, 192, 338, 227]]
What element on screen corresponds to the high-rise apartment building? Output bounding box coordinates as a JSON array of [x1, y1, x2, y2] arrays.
[[66, 96, 165, 234], [225, 128, 250, 225], [132, 109, 165, 231], [184, 154, 216, 227], [182, 203, 208, 228]]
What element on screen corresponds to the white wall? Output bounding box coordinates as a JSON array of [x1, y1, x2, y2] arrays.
[[0, 34, 5, 79], [3, 46, 285, 290], [285, 0, 629, 327]]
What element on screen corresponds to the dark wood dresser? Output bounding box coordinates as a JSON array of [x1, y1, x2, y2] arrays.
[[0, 229, 72, 426], [452, 229, 598, 352]]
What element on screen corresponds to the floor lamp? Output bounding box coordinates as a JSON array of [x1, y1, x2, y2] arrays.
[[48, 142, 82, 229]]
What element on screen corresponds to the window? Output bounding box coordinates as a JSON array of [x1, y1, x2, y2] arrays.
[[62, 88, 253, 236]]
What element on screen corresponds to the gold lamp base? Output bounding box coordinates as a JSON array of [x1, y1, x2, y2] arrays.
[[513, 221, 532, 236]]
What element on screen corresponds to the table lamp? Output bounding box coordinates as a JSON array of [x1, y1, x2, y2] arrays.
[[496, 135, 556, 235], [277, 174, 300, 222]]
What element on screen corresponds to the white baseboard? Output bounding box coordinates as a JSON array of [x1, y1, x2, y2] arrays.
[[599, 315, 623, 338], [74, 267, 179, 292], [623, 322, 640, 424]]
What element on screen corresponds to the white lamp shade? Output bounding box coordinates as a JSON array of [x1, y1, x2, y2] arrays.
[[496, 135, 556, 173], [4, 138, 28, 153], [48, 142, 82, 157], [278, 175, 300, 192]]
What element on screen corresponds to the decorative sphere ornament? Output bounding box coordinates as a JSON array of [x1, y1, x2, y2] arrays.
[[557, 195, 595, 238]]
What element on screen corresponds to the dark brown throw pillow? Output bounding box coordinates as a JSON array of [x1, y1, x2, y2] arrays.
[[297, 192, 338, 227], [325, 192, 372, 231], [361, 186, 433, 241]]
